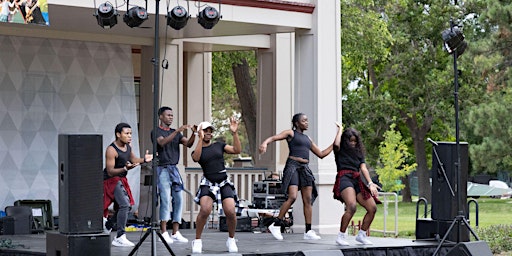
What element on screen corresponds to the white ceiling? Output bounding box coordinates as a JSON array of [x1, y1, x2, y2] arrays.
[[0, 3, 309, 51]]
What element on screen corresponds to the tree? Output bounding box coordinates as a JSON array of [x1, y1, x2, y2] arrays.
[[212, 51, 258, 159], [466, 89, 512, 175], [341, 0, 486, 202], [376, 123, 417, 196]]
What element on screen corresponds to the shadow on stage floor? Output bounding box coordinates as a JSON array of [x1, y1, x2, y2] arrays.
[[0, 228, 455, 256]]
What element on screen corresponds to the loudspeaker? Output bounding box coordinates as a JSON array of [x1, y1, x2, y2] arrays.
[[446, 241, 493, 256], [58, 134, 103, 234], [415, 218, 469, 242], [431, 142, 468, 221], [46, 231, 110, 256]]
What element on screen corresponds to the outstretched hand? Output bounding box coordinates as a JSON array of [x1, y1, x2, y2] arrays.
[[144, 149, 153, 163], [229, 116, 239, 133]]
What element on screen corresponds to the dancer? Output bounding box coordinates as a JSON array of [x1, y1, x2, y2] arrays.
[[332, 124, 380, 246], [191, 117, 242, 253], [259, 113, 333, 240], [103, 122, 152, 247], [151, 106, 196, 244]]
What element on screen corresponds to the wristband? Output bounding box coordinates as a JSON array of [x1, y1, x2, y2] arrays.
[[123, 166, 128, 172], [367, 181, 374, 187], [194, 132, 198, 136]]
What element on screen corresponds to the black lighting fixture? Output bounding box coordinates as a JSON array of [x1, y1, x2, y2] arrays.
[[197, 0, 221, 30], [167, 5, 190, 30], [94, 1, 118, 28], [441, 25, 467, 57], [123, 1, 149, 28]]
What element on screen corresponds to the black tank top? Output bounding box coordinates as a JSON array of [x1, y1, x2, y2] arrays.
[[103, 142, 131, 180], [287, 130, 311, 160]]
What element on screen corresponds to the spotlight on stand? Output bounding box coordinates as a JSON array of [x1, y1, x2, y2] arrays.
[[441, 26, 467, 57], [94, 2, 118, 29], [167, 6, 190, 30], [198, 6, 220, 29], [123, 6, 148, 28]]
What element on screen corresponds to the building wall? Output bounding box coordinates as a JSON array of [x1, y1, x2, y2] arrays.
[[0, 35, 140, 215]]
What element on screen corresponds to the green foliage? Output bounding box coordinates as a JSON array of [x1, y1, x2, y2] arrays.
[[466, 89, 512, 174], [376, 123, 417, 192], [211, 51, 257, 157], [476, 225, 512, 254]]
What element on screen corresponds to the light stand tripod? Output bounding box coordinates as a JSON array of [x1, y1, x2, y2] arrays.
[[432, 20, 478, 256], [129, 0, 175, 255]]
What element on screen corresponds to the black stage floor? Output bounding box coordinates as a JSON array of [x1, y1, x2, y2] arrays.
[[0, 228, 456, 256]]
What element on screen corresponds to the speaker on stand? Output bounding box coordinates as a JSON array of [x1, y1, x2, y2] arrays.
[[430, 141, 470, 242], [431, 141, 468, 222], [58, 134, 104, 234], [48, 134, 110, 256]]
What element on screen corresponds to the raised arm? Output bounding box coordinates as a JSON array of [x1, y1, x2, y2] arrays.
[[333, 122, 343, 150], [158, 124, 192, 147], [181, 125, 197, 148], [191, 129, 204, 162], [258, 129, 294, 154], [224, 116, 241, 154]]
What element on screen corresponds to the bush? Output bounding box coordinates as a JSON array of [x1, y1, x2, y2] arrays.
[[476, 225, 512, 254]]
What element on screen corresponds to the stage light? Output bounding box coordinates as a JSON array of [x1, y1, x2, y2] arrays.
[[95, 2, 118, 29], [123, 6, 148, 28], [441, 26, 467, 57], [167, 6, 189, 30], [197, 6, 220, 29]]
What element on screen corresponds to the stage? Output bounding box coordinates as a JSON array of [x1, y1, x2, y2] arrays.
[[0, 228, 456, 256]]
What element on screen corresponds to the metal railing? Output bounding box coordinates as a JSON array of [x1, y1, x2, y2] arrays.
[[372, 192, 398, 237], [182, 167, 266, 227]]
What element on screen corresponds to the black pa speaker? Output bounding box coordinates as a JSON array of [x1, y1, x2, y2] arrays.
[[446, 241, 493, 256], [431, 142, 468, 221], [58, 134, 103, 234], [46, 231, 110, 256]]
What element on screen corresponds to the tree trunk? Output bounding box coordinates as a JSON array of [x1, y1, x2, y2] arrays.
[[404, 114, 432, 202], [401, 175, 412, 202], [232, 59, 257, 157]]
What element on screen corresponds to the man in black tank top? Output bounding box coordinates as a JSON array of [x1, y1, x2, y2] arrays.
[[259, 113, 335, 241], [103, 123, 152, 247]]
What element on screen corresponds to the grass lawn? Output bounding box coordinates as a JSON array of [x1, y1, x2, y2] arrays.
[[349, 196, 512, 238]]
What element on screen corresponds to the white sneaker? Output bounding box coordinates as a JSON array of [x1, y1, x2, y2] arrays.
[[191, 239, 202, 254], [111, 234, 135, 247], [268, 223, 283, 240], [226, 237, 238, 253], [303, 230, 321, 240], [158, 231, 174, 244], [355, 230, 373, 245], [172, 231, 189, 243], [103, 217, 111, 234], [336, 231, 350, 246]]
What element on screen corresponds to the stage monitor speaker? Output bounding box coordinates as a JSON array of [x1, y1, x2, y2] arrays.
[[446, 241, 492, 256], [431, 141, 468, 221], [58, 134, 103, 234], [46, 231, 110, 256]]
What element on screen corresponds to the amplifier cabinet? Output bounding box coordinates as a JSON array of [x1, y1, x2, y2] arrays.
[[253, 181, 282, 195], [252, 195, 286, 209]]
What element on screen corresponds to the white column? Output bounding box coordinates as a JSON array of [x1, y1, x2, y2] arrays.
[[184, 51, 213, 167], [292, 0, 342, 234], [255, 33, 295, 173]]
